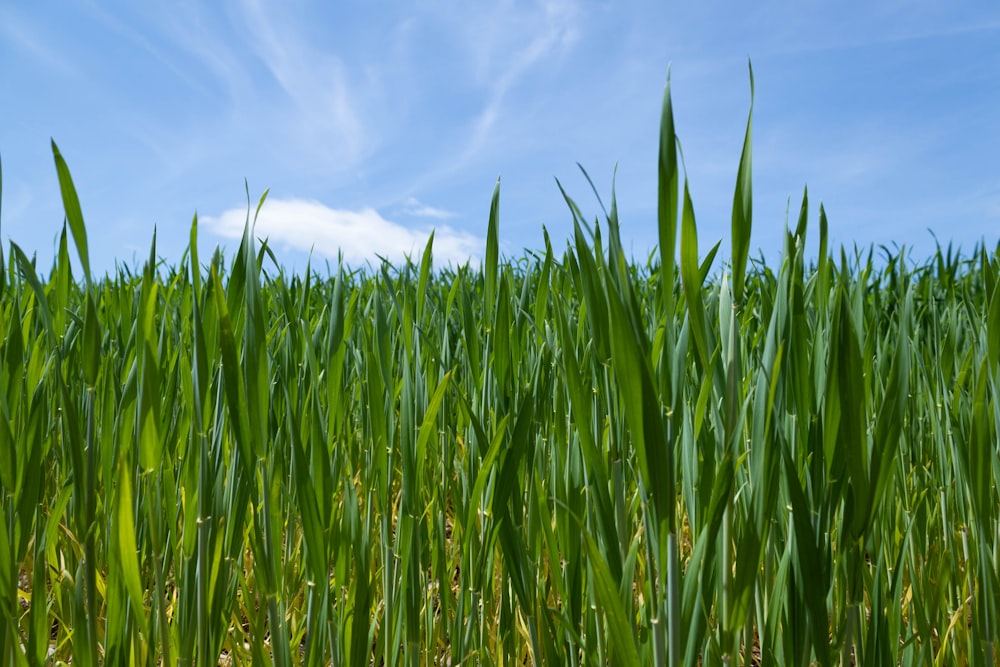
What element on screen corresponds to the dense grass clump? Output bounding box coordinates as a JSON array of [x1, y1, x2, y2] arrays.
[[0, 71, 999, 666]]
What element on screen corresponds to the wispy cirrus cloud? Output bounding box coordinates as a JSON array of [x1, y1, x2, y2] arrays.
[[152, 4, 255, 100], [425, 1, 581, 147], [0, 6, 78, 76], [140, 0, 380, 178], [459, 0, 581, 84], [404, 0, 584, 189], [203, 198, 482, 267], [235, 0, 369, 163], [467, 0, 580, 151], [401, 197, 457, 220]]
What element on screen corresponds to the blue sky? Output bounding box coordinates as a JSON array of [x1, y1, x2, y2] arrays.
[[2, 2, 998, 273]]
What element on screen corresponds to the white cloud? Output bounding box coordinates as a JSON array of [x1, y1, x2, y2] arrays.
[[203, 197, 482, 267], [402, 197, 458, 219]]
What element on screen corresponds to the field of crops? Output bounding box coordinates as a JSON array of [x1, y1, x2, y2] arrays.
[[1, 73, 999, 666]]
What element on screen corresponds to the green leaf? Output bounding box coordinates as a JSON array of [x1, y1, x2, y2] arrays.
[[832, 289, 870, 539], [116, 463, 145, 613], [51, 140, 92, 284], [0, 411, 13, 493], [781, 447, 832, 666], [137, 280, 162, 472], [869, 289, 912, 518], [82, 293, 101, 387], [658, 68, 679, 317], [988, 279, 1000, 372], [11, 243, 55, 344], [679, 181, 711, 371], [0, 153, 4, 297], [579, 522, 642, 667], [730, 59, 754, 304], [605, 276, 673, 534], [212, 266, 255, 473], [286, 394, 327, 581], [415, 370, 451, 470], [485, 178, 500, 322], [417, 230, 434, 322], [569, 215, 611, 363], [190, 213, 202, 295]]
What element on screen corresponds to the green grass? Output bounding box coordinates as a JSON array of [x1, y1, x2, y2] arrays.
[[0, 69, 998, 666]]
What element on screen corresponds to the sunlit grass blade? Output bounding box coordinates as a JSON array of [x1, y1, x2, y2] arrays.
[[731, 60, 753, 304], [658, 68, 679, 317], [485, 178, 500, 321], [51, 140, 92, 285], [679, 181, 712, 372]]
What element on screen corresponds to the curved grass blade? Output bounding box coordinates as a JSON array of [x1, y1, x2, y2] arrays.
[[51, 140, 92, 285]]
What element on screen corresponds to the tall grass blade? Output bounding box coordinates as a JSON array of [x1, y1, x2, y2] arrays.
[[731, 60, 753, 304], [51, 140, 92, 285]]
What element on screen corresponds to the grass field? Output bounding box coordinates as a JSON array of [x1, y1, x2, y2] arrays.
[[1, 70, 999, 666]]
